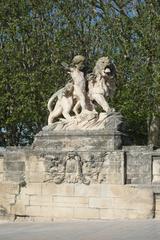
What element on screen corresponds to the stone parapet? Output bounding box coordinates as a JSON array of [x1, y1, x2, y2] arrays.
[[1, 130, 160, 221]]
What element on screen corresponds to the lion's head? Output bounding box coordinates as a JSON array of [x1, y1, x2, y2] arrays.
[[93, 57, 116, 78]]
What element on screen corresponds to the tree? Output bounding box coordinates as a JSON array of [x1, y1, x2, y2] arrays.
[[94, 0, 160, 145], [0, 0, 99, 146], [0, 0, 160, 146]]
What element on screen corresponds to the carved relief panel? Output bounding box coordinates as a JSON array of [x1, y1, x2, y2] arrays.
[[43, 151, 124, 185]]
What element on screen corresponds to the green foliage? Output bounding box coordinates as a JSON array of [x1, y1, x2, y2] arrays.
[[0, 0, 160, 145]]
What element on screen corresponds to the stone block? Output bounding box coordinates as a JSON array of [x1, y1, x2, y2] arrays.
[[11, 201, 26, 216], [6, 194, 16, 205], [126, 151, 152, 184], [26, 171, 45, 183], [41, 182, 57, 195], [101, 185, 153, 210], [0, 183, 19, 194], [53, 196, 88, 207], [112, 196, 152, 211], [155, 211, 160, 218], [26, 206, 41, 216], [107, 185, 152, 198], [40, 206, 54, 217], [22, 216, 54, 222], [0, 173, 4, 182], [75, 184, 100, 197], [101, 184, 111, 197], [155, 194, 160, 218], [26, 158, 45, 172], [5, 149, 27, 162], [27, 155, 38, 163], [25, 183, 42, 195], [42, 183, 74, 196], [33, 130, 123, 152], [29, 195, 53, 206], [25, 155, 37, 172], [155, 198, 160, 211], [89, 198, 110, 209], [0, 194, 16, 208], [4, 171, 24, 183], [74, 208, 99, 219], [54, 184, 74, 196], [105, 174, 123, 184], [4, 161, 25, 172], [18, 193, 30, 206], [0, 214, 15, 222], [152, 157, 160, 183], [11, 189, 30, 216], [0, 159, 3, 172], [100, 208, 153, 219], [53, 207, 74, 219]]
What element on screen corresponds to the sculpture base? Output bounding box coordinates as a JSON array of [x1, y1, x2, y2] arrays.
[[33, 129, 124, 153], [44, 111, 124, 131], [33, 111, 127, 153]]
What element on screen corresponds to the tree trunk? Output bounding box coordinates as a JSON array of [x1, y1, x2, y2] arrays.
[[148, 114, 160, 147]]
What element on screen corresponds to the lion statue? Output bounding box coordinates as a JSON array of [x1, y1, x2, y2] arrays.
[[47, 56, 116, 125], [87, 57, 116, 113]]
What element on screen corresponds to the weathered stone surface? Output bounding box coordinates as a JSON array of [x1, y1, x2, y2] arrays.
[[1, 129, 160, 221], [33, 129, 124, 152], [25, 183, 42, 195], [0, 183, 19, 194], [30, 195, 53, 206], [125, 151, 152, 184], [53, 207, 74, 219], [53, 196, 88, 207], [26, 206, 42, 216], [152, 156, 160, 183], [74, 208, 99, 219], [154, 193, 160, 218], [100, 208, 153, 219], [0, 158, 4, 172], [0, 157, 4, 182], [2, 148, 27, 183], [75, 184, 101, 197], [4, 161, 25, 172], [30, 150, 125, 185]]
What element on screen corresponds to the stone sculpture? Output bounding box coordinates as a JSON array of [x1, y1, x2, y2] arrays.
[[88, 56, 116, 113], [68, 55, 90, 115], [48, 82, 74, 124], [46, 55, 118, 130]]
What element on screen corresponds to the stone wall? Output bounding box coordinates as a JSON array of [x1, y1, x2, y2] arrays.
[[124, 146, 160, 185], [0, 182, 19, 221], [0, 132, 160, 221], [10, 183, 155, 221], [3, 148, 26, 183]]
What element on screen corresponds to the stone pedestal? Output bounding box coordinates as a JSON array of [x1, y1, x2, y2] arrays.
[[33, 129, 124, 153], [31, 129, 126, 186]]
